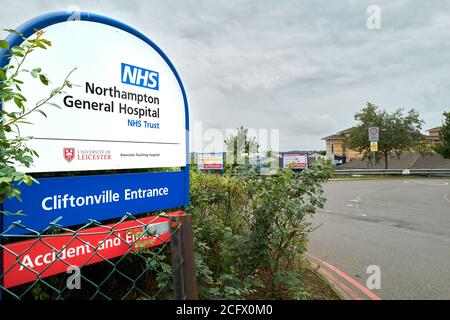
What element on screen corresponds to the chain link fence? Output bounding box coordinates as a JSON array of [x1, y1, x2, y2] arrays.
[[0, 211, 197, 300]]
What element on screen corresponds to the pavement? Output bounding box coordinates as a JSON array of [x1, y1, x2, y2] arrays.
[[307, 178, 450, 300]]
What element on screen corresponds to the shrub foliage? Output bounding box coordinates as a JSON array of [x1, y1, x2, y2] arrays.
[[189, 162, 334, 299]]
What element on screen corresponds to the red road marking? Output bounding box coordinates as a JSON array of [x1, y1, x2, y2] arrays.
[[308, 254, 382, 300], [310, 261, 363, 300]]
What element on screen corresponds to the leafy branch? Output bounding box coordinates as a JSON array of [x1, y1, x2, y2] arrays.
[[0, 29, 75, 211], [1, 67, 76, 130]]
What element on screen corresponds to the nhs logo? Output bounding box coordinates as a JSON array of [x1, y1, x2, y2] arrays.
[[121, 63, 159, 90]]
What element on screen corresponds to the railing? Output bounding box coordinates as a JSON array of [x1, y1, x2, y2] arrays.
[[0, 212, 198, 300], [334, 168, 450, 176]]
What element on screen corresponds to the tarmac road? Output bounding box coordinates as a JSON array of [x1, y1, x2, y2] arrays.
[[307, 178, 450, 300]]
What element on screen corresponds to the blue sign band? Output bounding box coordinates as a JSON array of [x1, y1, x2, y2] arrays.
[[3, 171, 186, 234]]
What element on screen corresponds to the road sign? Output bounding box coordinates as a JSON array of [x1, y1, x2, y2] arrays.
[[1, 13, 187, 173], [368, 127, 379, 142], [1, 12, 190, 231], [370, 142, 378, 152], [282, 153, 308, 169], [0, 12, 192, 297], [196, 153, 224, 170]]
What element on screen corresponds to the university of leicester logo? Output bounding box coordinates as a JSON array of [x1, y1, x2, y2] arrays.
[[63, 148, 75, 162]]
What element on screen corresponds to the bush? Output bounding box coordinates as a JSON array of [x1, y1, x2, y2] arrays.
[[188, 161, 334, 299]]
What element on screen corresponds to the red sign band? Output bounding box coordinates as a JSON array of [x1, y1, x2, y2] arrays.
[[2, 211, 183, 288]]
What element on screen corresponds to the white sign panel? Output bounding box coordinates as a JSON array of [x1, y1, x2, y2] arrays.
[[4, 21, 186, 172], [282, 153, 308, 169], [368, 127, 379, 142], [196, 153, 224, 170]]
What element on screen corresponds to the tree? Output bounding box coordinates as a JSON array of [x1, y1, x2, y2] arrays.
[[435, 111, 450, 159], [224, 126, 259, 167], [345, 102, 424, 169]]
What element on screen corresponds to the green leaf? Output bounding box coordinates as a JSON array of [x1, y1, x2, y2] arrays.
[[16, 93, 27, 101], [13, 96, 24, 109], [36, 109, 47, 118], [50, 87, 63, 96], [40, 39, 52, 46], [11, 51, 24, 58], [39, 74, 49, 85], [64, 80, 73, 88], [46, 102, 61, 109], [35, 41, 47, 49], [3, 29, 23, 36], [11, 45, 25, 53], [14, 120, 33, 125], [0, 40, 9, 50], [23, 175, 34, 186]]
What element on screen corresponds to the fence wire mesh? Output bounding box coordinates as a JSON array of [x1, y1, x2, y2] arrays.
[[0, 211, 186, 300]]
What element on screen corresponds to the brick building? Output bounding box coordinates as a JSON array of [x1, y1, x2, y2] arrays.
[[322, 128, 362, 161], [425, 126, 442, 145]]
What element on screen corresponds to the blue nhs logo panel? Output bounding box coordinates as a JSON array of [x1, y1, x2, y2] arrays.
[[121, 62, 159, 90]]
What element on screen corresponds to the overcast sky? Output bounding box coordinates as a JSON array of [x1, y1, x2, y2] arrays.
[[1, 0, 449, 151]]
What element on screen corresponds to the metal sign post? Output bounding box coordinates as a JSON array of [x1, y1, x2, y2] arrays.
[[369, 128, 379, 167], [370, 142, 378, 166]]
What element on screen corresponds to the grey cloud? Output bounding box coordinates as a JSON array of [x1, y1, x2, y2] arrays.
[[1, 0, 449, 150]]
